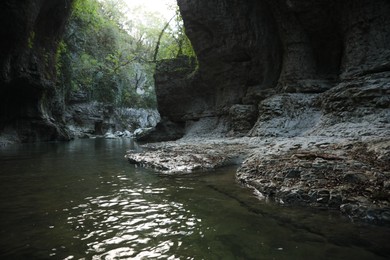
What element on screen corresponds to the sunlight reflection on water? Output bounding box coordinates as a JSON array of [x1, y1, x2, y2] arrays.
[[68, 174, 200, 259], [1, 139, 389, 259]]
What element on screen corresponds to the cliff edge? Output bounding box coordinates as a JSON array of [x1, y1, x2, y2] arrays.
[[129, 0, 390, 224]]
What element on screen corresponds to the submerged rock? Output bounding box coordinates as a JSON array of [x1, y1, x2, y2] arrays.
[[236, 137, 390, 225], [126, 135, 390, 224], [129, 0, 390, 225]]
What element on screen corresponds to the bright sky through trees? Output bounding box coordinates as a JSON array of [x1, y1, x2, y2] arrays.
[[123, 0, 177, 20], [58, 0, 194, 109]]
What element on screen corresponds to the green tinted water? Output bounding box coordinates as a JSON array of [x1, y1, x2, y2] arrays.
[[0, 139, 389, 259]]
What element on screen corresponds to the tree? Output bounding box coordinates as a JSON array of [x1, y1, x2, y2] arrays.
[[56, 0, 195, 109]]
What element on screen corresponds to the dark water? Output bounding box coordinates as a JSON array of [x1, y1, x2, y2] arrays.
[[0, 139, 389, 259]]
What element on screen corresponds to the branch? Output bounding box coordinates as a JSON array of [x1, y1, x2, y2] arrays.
[[153, 14, 176, 62]]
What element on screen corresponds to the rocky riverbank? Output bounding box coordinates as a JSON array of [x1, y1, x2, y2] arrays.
[[237, 137, 390, 225], [65, 92, 160, 139], [127, 72, 390, 225], [126, 135, 390, 225]]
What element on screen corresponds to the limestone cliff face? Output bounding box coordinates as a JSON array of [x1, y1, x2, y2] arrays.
[[0, 0, 73, 144], [178, 0, 282, 113], [169, 0, 390, 138], [147, 0, 390, 221], [154, 56, 211, 122]]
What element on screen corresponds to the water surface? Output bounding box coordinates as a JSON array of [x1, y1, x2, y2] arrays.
[[0, 139, 389, 259]]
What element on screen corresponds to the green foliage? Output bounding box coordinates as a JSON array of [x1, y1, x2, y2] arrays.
[[156, 9, 196, 60], [27, 31, 35, 49], [57, 0, 196, 109], [55, 40, 67, 74]]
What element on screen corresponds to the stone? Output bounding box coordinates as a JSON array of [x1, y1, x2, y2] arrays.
[[343, 173, 369, 184], [154, 56, 212, 123], [138, 120, 184, 142], [228, 104, 257, 136], [133, 127, 154, 140], [249, 94, 322, 137], [130, 0, 390, 224], [104, 133, 117, 139], [284, 169, 301, 178], [64, 100, 160, 139], [1, 0, 390, 226], [115, 131, 124, 137], [0, 0, 74, 144], [123, 130, 132, 137], [173, 0, 390, 138], [125, 138, 251, 174]]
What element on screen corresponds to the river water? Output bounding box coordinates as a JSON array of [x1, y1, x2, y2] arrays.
[[0, 138, 389, 259]]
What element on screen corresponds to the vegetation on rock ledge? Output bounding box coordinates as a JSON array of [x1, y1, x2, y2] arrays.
[[56, 0, 195, 109]]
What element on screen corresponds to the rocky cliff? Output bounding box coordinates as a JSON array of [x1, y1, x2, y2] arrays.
[[65, 91, 160, 138], [133, 0, 390, 223], [167, 0, 390, 138], [0, 0, 74, 145]]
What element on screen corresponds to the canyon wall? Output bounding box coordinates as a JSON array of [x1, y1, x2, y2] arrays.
[[159, 0, 390, 138], [144, 0, 390, 222], [0, 0, 74, 144], [1, 0, 389, 144]]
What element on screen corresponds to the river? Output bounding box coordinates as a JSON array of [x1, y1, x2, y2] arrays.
[[0, 138, 389, 259]]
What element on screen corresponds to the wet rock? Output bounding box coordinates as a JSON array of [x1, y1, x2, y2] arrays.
[[235, 137, 390, 224], [133, 128, 154, 140], [284, 169, 301, 179], [126, 0, 390, 225], [123, 130, 132, 138], [115, 131, 124, 137], [343, 173, 369, 184], [125, 138, 252, 174], [328, 192, 343, 208], [316, 190, 330, 204], [104, 133, 117, 139], [340, 203, 390, 224]]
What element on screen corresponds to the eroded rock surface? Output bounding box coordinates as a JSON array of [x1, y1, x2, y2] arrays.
[[237, 138, 390, 224], [126, 135, 390, 224], [167, 0, 390, 138], [132, 0, 390, 224], [65, 93, 160, 138], [126, 138, 250, 174], [0, 0, 74, 145]]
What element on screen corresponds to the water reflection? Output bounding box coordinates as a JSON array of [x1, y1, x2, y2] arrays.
[[0, 139, 389, 259], [66, 173, 200, 259]]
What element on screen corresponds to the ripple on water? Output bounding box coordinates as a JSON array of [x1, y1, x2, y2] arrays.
[[67, 184, 200, 258]]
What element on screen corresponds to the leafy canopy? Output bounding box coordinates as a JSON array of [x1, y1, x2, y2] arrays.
[[57, 0, 195, 108]]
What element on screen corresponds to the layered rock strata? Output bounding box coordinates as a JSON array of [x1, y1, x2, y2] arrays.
[[130, 0, 390, 223], [159, 0, 390, 137], [126, 135, 390, 224], [65, 91, 160, 138]]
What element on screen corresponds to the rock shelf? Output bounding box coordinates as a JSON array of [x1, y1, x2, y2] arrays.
[[126, 136, 390, 224]]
